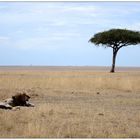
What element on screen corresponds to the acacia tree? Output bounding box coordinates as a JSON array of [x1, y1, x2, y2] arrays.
[[89, 29, 140, 73]]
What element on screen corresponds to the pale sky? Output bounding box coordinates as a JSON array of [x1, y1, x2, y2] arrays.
[[0, 2, 140, 66]]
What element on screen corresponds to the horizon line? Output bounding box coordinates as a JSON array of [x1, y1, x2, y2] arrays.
[[0, 65, 139, 68]]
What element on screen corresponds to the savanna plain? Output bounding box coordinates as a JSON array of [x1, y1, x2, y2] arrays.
[[0, 66, 140, 138]]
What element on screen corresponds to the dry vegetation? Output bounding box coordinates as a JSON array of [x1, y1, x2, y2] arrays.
[[0, 67, 140, 138]]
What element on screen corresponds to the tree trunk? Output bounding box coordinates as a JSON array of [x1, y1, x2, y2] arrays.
[[110, 49, 118, 73]]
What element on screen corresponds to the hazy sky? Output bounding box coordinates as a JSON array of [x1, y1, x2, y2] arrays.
[[0, 2, 140, 66]]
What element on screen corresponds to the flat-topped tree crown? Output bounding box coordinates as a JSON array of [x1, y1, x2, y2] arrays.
[[89, 29, 140, 72]]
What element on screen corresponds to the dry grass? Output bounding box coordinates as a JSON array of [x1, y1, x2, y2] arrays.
[[0, 67, 140, 138]]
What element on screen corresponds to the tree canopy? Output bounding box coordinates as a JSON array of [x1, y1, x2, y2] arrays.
[[89, 29, 140, 50]]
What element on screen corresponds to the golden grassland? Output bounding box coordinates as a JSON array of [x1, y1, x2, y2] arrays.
[[0, 67, 140, 138]]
